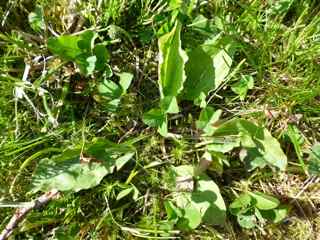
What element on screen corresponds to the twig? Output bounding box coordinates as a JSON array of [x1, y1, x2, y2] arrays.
[[0, 190, 59, 240]]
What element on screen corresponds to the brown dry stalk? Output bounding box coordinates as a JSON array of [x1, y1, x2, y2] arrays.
[[0, 190, 59, 240]]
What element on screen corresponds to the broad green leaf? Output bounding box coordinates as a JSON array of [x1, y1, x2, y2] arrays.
[[98, 79, 122, 99], [193, 92, 207, 108], [105, 99, 121, 112], [188, 15, 218, 36], [207, 137, 240, 153], [308, 143, 320, 176], [75, 53, 95, 75], [229, 193, 252, 216], [48, 35, 82, 61], [28, 6, 45, 32], [116, 187, 133, 201], [196, 107, 222, 136], [83, 55, 97, 75], [158, 119, 168, 137], [31, 140, 135, 193], [212, 47, 232, 90], [249, 192, 280, 210], [164, 200, 182, 220], [143, 108, 168, 137], [145, 20, 187, 137], [260, 205, 288, 223], [202, 36, 233, 73], [118, 72, 133, 93], [48, 31, 108, 75], [31, 156, 112, 193], [87, 138, 135, 155], [212, 119, 287, 170], [240, 148, 267, 170], [97, 73, 132, 111], [183, 38, 232, 101], [115, 152, 135, 170], [168, 0, 196, 15], [177, 207, 202, 230], [94, 44, 110, 71], [231, 75, 254, 100], [171, 165, 226, 227], [183, 47, 215, 100], [158, 21, 188, 98], [210, 118, 239, 136], [168, 0, 184, 9], [142, 108, 166, 128], [78, 31, 97, 50], [160, 96, 179, 114], [256, 128, 287, 170]]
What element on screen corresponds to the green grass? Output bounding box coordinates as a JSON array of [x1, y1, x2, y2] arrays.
[[0, 0, 320, 239]]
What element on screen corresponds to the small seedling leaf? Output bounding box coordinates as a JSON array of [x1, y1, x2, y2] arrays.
[[260, 205, 289, 223], [237, 213, 256, 229], [142, 108, 166, 128], [164, 200, 182, 221], [196, 107, 222, 136], [249, 192, 280, 210], [116, 187, 133, 201], [118, 72, 133, 93], [231, 75, 254, 100], [229, 193, 252, 216], [28, 6, 45, 32], [98, 79, 122, 99]]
